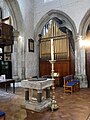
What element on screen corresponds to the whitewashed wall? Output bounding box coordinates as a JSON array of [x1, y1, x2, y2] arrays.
[[0, 0, 11, 17], [34, 0, 90, 33], [17, 0, 38, 78]]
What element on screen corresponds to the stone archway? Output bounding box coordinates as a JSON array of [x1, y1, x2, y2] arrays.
[[34, 9, 77, 41], [79, 9, 90, 36], [4, 0, 25, 80], [34, 9, 77, 79], [79, 9, 90, 88], [5, 0, 23, 31]]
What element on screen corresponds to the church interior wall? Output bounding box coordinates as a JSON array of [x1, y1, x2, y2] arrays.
[[0, 0, 12, 19], [33, 0, 90, 87], [4, 0, 39, 79], [16, 0, 39, 79], [0, 0, 90, 86], [34, 0, 90, 33]]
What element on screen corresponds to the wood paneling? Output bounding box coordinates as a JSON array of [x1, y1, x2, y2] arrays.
[[40, 59, 71, 77], [40, 59, 74, 87], [39, 60, 51, 76], [39, 41, 75, 87], [0, 23, 13, 45]]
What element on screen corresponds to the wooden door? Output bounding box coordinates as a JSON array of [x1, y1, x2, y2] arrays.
[[86, 49, 90, 88]]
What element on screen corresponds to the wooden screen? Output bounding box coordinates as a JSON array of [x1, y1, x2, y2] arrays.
[[40, 35, 69, 61], [39, 19, 75, 87]]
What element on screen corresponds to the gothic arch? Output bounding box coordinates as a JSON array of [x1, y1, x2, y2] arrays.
[[78, 9, 90, 88], [5, 0, 23, 31], [4, 0, 25, 80], [79, 8, 90, 36], [34, 9, 77, 41]]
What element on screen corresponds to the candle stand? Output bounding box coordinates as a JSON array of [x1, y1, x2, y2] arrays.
[[49, 60, 59, 111]]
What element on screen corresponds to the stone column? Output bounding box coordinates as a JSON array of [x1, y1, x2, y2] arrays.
[[12, 30, 19, 80], [75, 35, 88, 88]]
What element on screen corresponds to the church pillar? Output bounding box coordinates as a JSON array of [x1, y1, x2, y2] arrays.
[[12, 30, 19, 80], [75, 35, 88, 88]]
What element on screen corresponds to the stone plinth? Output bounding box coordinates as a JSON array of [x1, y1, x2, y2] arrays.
[[21, 78, 53, 112]]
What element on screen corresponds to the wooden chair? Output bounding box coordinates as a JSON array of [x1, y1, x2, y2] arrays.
[[63, 76, 76, 93], [63, 75, 80, 94], [0, 111, 5, 120]]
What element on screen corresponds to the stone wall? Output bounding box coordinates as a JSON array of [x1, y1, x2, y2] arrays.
[[34, 0, 90, 33], [0, 0, 90, 87]]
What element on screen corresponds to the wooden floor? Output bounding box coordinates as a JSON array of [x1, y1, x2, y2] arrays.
[[0, 87, 90, 120], [25, 88, 90, 120]]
